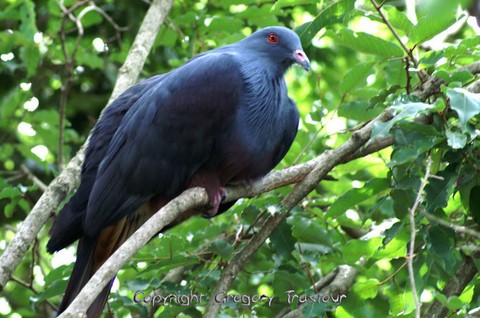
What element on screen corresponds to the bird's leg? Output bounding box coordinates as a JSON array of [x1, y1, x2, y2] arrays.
[[189, 170, 226, 217], [203, 187, 227, 217]]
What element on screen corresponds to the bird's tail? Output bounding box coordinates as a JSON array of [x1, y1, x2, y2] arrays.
[[56, 235, 114, 317], [55, 195, 224, 317]]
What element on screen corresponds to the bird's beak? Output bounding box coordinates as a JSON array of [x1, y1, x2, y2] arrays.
[[292, 49, 310, 71]]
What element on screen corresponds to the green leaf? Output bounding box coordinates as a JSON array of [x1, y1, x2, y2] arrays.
[[35, 279, 67, 302], [446, 129, 467, 149], [391, 189, 416, 219], [80, 10, 103, 28], [43, 264, 70, 284], [419, 50, 445, 67], [296, 0, 356, 47], [447, 88, 480, 132], [19, 44, 40, 77], [272, 0, 312, 10], [382, 221, 403, 246], [368, 85, 402, 109], [409, 13, 457, 45], [207, 17, 243, 33], [446, 296, 464, 311], [389, 291, 415, 316], [270, 218, 296, 259], [390, 136, 441, 167], [371, 102, 434, 138], [425, 164, 459, 213], [427, 226, 457, 272], [469, 185, 480, 226], [76, 50, 104, 70], [330, 29, 404, 58], [383, 5, 414, 34], [145, 256, 198, 272], [436, 70, 475, 84], [353, 279, 379, 299], [19, 0, 38, 40], [0, 186, 21, 200], [0, 31, 29, 54], [339, 100, 383, 121], [342, 237, 382, 263], [289, 215, 332, 246], [374, 232, 408, 260], [327, 178, 390, 217], [339, 62, 375, 95], [302, 302, 330, 317], [208, 240, 234, 260], [274, 270, 309, 302]]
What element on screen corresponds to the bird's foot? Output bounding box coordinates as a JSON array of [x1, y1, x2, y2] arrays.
[[203, 187, 226, 218]]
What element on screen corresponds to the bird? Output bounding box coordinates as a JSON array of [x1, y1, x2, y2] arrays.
[[47, 26, 310, 317]]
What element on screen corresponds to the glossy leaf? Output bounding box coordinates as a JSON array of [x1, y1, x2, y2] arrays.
[[330, 29, 404, 58], [447, 88, 480, 132], [296, 0, 355, 46]]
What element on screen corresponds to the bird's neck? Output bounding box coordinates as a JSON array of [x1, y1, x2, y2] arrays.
[[246, 68, 286, 110]]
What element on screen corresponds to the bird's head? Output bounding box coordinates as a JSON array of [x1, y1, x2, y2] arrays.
[[240, 26, 310, 73]]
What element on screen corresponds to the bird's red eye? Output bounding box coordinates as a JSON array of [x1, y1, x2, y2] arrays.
[[267, 33, 278, 44]]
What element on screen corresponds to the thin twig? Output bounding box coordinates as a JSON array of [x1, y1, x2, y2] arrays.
[[10, 275, 58, 311], [370, 0, 417, 66], [20, 165, 47, 191], [419, 210, 480, 239], [408, 155, 433, 318], [56, 1, 128, 171], [369, 0, 428, 82]]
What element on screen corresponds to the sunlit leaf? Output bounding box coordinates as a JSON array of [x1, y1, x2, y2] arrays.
[[327, 178, 390, 217], [296, 0, 355, 46], [383, 5, 414, 34], [409, 12, 457, 44], [446, 129, 467, 149], [339, 62, 375, 95], [330, 29, 404, 58], [447, 88, 480, 132]]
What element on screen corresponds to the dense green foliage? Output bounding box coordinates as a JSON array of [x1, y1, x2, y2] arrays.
[[1, 0, 480, 317]]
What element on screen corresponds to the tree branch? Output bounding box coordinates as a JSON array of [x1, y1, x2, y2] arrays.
[[414, 61, 480, 100], [0, 0, 173, 291], [278, 219, 397, 318], [107, 0, 172, 104], [29, 58, 480, 315], [424, 249, 480, 318], [57, 109, 393, 317], [203, 110, 394, 318], [408, 155, 433, 318]]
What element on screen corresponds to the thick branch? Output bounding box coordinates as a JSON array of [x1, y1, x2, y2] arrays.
[[58, 188, 208, 317], [279, 219, 395, 317], [414, 61, 480, 100], [0, 0, 173, 291], [0, 152, 83, 291], [281, 265, 360, 318], [202, 64, 480, 316], [203, 110, 394, 318], [424, 250, 480, 318], [107, 0, 172, 104]]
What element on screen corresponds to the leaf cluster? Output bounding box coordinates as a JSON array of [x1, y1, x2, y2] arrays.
[[1, 0, 480, 317]]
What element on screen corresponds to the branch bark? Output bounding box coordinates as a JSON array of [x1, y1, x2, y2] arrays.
[[0, 0, 173, 291], [424, 250, 480, 318], [59, 109, 395, 317], [20, 57, 480, 314], [202, 109, 394, 318]]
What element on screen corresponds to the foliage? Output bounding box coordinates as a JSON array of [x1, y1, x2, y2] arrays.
[[1, 0, 480, 317]]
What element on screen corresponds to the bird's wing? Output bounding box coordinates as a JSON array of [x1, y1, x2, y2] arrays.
[[270, 97, 299, 168], [84, 53, 244, 236], [47, 76, 162, 253]]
